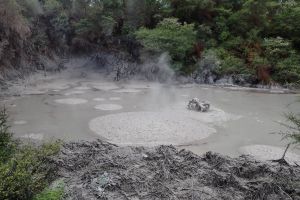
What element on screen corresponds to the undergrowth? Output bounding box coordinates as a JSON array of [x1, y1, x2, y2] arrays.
[[0, 108, 62, 200]]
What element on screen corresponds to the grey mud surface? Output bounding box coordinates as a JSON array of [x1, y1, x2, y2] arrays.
[[1, 58, 300, 199], [1, 61, 300, 162], [53, 140, 300, 200], [2, 76, 300, 160]]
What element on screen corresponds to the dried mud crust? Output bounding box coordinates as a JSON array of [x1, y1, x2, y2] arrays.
[[53, 140, 300, 200]]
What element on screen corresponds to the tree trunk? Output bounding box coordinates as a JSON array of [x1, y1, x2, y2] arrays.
[[272, 143, 291, 165], [281, 143, 291, 160]]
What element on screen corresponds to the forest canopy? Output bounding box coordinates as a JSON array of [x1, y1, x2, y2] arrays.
[[1, 0, 300, 85]]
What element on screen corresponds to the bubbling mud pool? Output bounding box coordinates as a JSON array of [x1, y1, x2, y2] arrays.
[[89, 111, 216, 145], [1, 79, 300, 163]]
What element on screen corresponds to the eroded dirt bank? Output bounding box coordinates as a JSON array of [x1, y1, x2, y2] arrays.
[[53, 140, 300, 200]]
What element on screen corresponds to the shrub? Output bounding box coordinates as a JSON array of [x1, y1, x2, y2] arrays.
[[34, 179, 64, 200], [44, 0, 62, 14], [0, 109, 61, 200], [0, 108, 14, 163], [262, 37, 292, 64], [274, 111, 300, 165], [0, 142, 61, 200], [212, 48, 251, 76], [274, 54, 300, 84], [135, 18, 197, 62]]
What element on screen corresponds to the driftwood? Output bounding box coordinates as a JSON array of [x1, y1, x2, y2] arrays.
[[52, 140, 300, 200]]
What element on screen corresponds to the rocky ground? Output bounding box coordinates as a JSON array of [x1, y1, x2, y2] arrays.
[[53, 140, 300, 200]]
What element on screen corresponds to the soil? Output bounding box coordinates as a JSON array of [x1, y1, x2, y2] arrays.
[[53, 140, 300, 200]]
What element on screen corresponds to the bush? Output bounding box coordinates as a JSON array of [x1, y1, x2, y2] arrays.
[[0, 108, 14, 163], [274, 54, 300, 84], [0, 109, 61, 200], [44, 0, 62, 14], [135, 18, 197, 62], [212, 48, 252, 76], [34, 180, 64, 200], [262, 37, 292, 64]]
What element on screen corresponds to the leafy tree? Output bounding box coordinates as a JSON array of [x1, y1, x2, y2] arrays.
[[274, 54, 300, 84], [274, 112, 300, 165], [136, 18, 197, 64], [212, 48, 251, 76], [227, 0, 270, 38], [272, 3, 300, 48], [167, 0, 215, 24], [0, 0, 30, 39], [44, 0, 63, 14], [262, 37, 292, 64], [1, 0, 300, 84]]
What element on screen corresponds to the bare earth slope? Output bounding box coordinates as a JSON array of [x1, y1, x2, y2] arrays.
[[53, 140, 300, 200]]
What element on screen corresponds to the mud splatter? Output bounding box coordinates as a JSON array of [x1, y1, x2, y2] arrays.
[[55, 98, 88, 105]]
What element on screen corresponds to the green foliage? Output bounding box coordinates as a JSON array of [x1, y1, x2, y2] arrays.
[[252, 54, 270, 69], [34, 180, 65, 200], [44, 0, 62, 13], [0, 109, 14, 163], [213, 48, 251, 76], [194, 50, 220, 76], [2, 0, 300, 84], [0, 108, 61, 200], [272, 6, 300, 47], [262, 37, 292, 63], [0, 141, 61, 200], [51, 12, 70, 35], [227, 0, 270, 37], [136, 18, 197, 61], [168, 0, 215, 24], [280, 113, 300, 145], [274, 54, 300, 83]]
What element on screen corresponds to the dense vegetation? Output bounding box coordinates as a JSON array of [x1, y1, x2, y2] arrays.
[[1, 0, 300, 85], [0, 109, 62, 200]]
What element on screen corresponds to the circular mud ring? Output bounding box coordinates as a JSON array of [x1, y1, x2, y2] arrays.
[[74, 86, 90, 90], [55, 98, 88, 105], [23, 90, 47, 95], [114, 89, 141, 93], [109, 97, 121, 101], [90, 83, 119, 91], [94, 104, 123, 111], [64, 91, 86, 96], [240, 145, 300, 165], [89, 111, 215, 146], [38, 82, 70, 91], [124, 84, 151, 89], [14, 120, 27, 125], [93, 98, 105, 102]]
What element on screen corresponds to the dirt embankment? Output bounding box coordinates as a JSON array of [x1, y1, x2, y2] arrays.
[[53, 140, 300, 200]]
